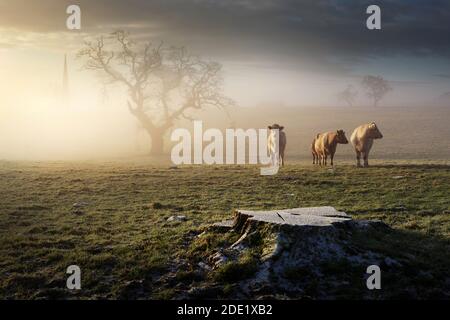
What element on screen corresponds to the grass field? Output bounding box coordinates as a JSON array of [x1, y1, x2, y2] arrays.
[[0, 160, 449, 299]]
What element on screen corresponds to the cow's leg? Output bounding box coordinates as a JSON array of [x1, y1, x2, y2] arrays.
[[324, 155, 328, 166], [356, 151, 362, 167], [312, 152, 316, 164], [281, 150, 285, 166], [363, 151, 370, 167], [330, 152, 334, 166]]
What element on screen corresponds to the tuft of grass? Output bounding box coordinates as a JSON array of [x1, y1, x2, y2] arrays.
[[211, 252, 258, 283]]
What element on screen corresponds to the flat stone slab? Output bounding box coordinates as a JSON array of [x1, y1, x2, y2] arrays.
[[236, 206, 351, 227]]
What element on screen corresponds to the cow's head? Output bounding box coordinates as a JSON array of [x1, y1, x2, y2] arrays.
[[368, 122, 383, 139], [268, 124, 284, 131], [336, 130, 349, 144]]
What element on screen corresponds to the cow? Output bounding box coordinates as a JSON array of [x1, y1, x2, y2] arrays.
[[267, 124, 287, 166], [350, 122, 383, 167], [311, 134, 320, 164], [313, 130, 349, 166]]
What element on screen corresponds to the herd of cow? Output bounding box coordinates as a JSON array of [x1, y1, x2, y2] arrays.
[[268, 122, 384, 167]]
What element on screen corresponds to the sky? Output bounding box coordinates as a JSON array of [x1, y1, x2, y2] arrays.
[[0, 0, 449, 159], [0, 0, 449, 107]]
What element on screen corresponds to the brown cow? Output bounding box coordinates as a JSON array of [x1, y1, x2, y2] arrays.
[[313, 130, 349, 166], [350, 122, 383, 167], [311, 134, 320, 164]]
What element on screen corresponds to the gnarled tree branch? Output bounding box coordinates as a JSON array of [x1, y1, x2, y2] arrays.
[[78, 30, 233, 154]]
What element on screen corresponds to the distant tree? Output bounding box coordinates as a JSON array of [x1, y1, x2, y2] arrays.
[[442, 92, 450, 97], [439, 91, 450, 105], [78, 31, 233, 155], [361, 75, 392, 107], [337, 85, 358, 107]]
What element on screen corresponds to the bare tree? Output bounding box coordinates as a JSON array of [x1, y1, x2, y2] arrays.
[[441, 91, 450, 97], [361, 75, 392, 107], [337, 85, 358, 107], [438, 91, 450, 106], [77, 31, 233, 155]]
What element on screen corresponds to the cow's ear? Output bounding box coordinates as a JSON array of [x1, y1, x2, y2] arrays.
[[369, 123, 376, 129], [268, 126, 272, 130], [280, 126, 284, 130]]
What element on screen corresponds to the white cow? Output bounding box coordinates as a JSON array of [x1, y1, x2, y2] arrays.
[[267, 124, 287, 166]]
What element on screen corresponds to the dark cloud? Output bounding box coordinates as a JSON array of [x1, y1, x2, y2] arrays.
[[1, 0, 449, 75]]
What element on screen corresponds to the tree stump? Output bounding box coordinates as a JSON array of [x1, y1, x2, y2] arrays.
[[195, 207, 396, 299]]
